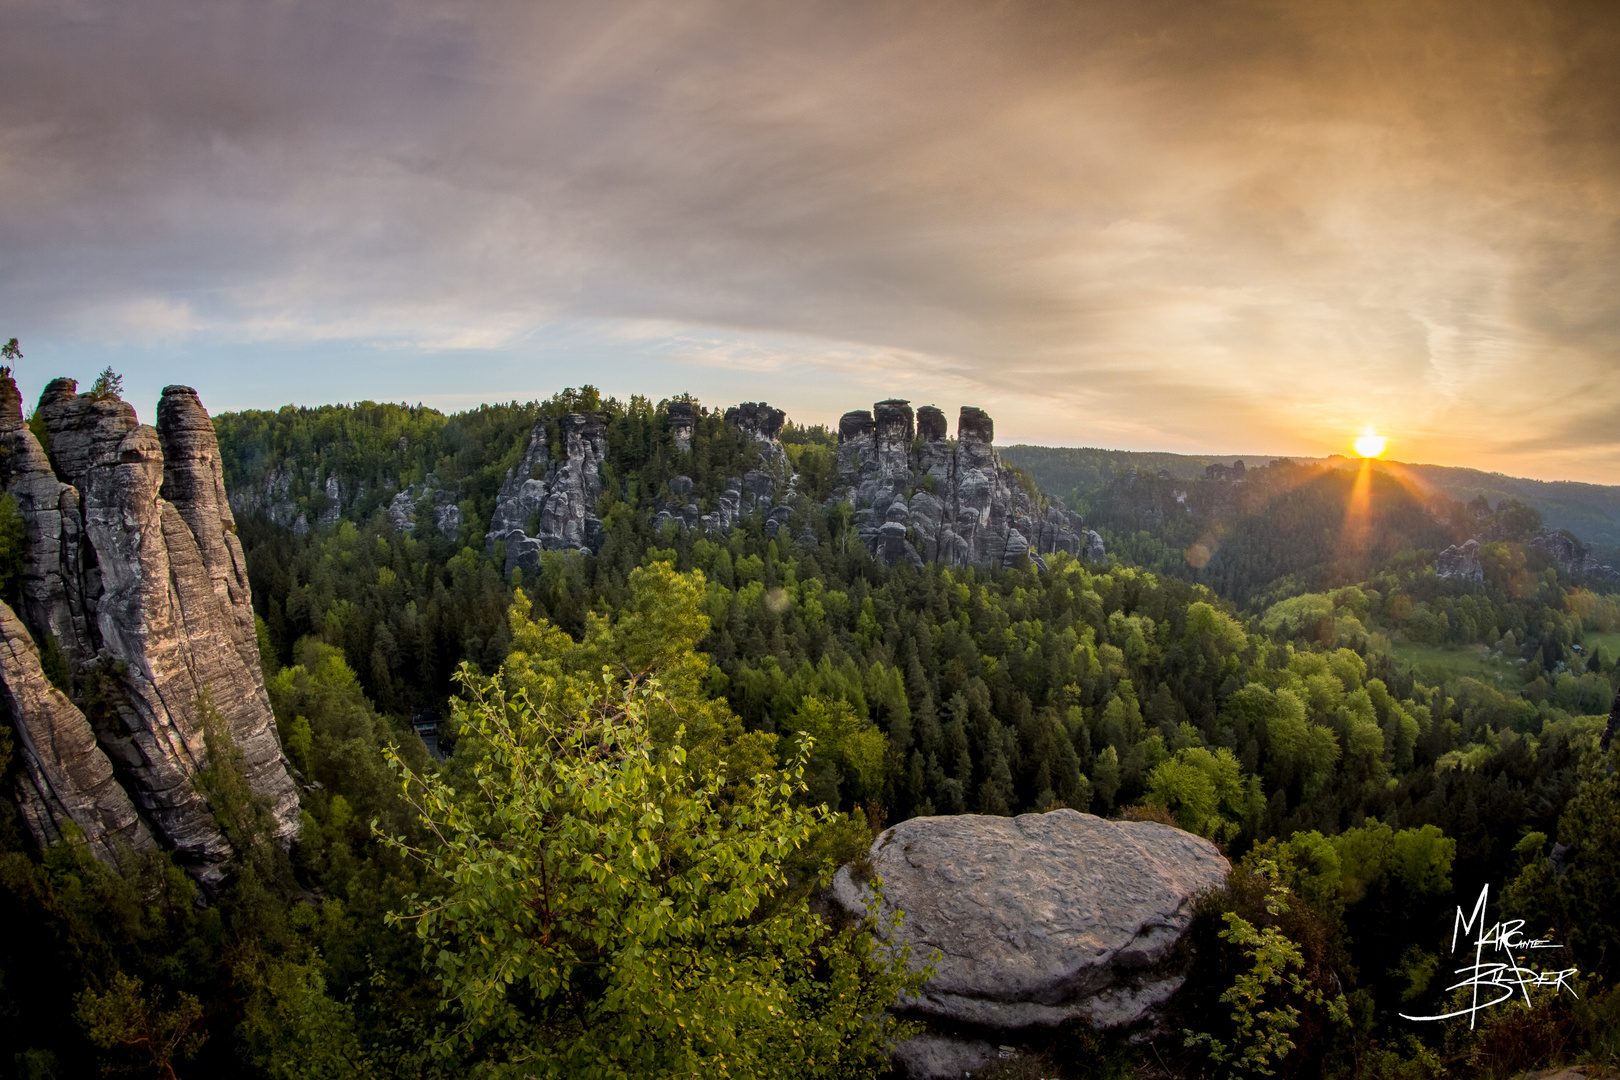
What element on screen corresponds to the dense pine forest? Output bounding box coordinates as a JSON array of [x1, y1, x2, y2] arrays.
[[2, 387, 1619, 1079]]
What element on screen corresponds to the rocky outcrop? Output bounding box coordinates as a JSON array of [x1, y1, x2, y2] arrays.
[[1437, 538, 1484, 582], [724, 401, 785, 445], [385, 479, 462, 539], [0, 374, 299, 886], [1439, 531, 1617, 585], [641, 399, 1100, 571], [667, 402, 697, 453], [833, 810, 1228, 1078], [486, 413, 609, 575], [1529, 531, 1618, 581], [836, 402, 1102, 571], [231, 465, 308, 533], [0, 599, 156, 867]]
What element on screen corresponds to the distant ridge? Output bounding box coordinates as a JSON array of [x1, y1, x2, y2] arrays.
[[1001, 445, 1620, 556]]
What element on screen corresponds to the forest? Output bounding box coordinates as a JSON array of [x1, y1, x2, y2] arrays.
[[1, 388, 1618, 1079]]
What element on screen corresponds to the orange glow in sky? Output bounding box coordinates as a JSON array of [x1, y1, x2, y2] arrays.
[[1354, 434, 1389, 459]]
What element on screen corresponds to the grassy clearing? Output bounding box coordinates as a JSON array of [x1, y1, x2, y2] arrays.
[[1390, 641, 1523, 689], [1581, 630, 1620, 659]]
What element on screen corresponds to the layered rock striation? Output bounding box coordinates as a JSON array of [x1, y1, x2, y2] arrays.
[[836, 401, 1103, 570], [0, 375, 298, 885], [486, 412, 609, 576], [832, 810, 1229, 1078]]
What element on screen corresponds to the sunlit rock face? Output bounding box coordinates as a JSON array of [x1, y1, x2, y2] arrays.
[[0, 374, 299, 887], [487, 412, 610, 576], [835, 401, 1102, 571], [832, 810, 1229, 1079]]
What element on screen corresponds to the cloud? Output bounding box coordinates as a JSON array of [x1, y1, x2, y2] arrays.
[[0, 0, 1617, 479]]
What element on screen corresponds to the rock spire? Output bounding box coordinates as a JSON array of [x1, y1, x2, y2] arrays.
[[0, 373, 298, 886]]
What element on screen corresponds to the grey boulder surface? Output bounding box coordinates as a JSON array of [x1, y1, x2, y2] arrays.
[[0, 374, 299, 886], [832, 810, 1229, 1077]]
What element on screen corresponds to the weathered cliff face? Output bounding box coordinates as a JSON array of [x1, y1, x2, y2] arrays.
[[486, 397, 1098, 576], [1528, 530, 1618, 582], [486, 412, 609, 576], [0, 375, 298, 886], [0, 599, 156, 867], [832, 810, 1228, 1079], [836, 401, 1103, 571], [666, 402, 697, 453], [1437, 538, 1484, 582]]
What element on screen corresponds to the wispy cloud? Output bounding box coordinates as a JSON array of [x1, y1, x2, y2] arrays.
[[1, 0, 1616, 480]]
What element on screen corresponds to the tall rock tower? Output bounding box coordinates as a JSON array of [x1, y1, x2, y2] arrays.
[[0, 373, 298, 887]]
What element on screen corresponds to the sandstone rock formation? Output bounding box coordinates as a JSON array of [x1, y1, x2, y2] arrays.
[[836, 401, 1103, 570], [1437, 538, 1484, 582], [1440, 530, 1617, 585], [832, 810, 1228, 1078], [386, 479, 462, 539], [483, 398, 1100, 576], [0, 599, 156, 866], [666, 402, 697, 453], [0, 375, 298, 886], [1529, 530, 1618, 582], [486, 412, 609, 576]]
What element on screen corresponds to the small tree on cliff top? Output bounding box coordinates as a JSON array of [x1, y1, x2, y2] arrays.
[[88, 366, 123, 402]]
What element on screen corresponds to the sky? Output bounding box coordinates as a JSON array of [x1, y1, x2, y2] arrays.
[[2, 1, 1618, 482]]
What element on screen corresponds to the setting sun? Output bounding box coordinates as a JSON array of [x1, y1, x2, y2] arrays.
[[1353, 434, 1388, 458]]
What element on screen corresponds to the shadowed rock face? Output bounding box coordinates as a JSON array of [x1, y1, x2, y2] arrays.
[[666, 402, 697, 453], [0, 375, 298, 887], [833, 810, 1229, 1079], [916, 405, 948, 443], [724, 401, 785, 443], [0, 599, 156, 867]]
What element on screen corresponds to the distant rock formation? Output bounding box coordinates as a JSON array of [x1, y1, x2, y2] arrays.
[[723, 401, 785, 449], [1529, 531, 1618, 581], [1438, 530, 1617, 584], [483, 398, 1101, 575], [0, 375, 298, 886], [666, 402, 697, 453], [833, 810, 1228, 1078], [835, 401, 1102, 570], [387, 480, 461, 539], [1437, 538, 1484, 582], [486, 412, 609, 576]]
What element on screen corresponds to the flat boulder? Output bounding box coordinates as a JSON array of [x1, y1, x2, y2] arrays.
[[833, 810, 1228, 1074]]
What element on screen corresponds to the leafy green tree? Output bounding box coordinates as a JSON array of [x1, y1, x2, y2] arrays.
[[1143, 745, 1255, 841], [781, 696, 887, 808], [381, 669, 923, 1079], [75, 970, 206, 1079], [1184, 857, 1348, 1078]]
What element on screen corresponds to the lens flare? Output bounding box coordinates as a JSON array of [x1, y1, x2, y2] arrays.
[[1353, 434, 1388, 459]]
